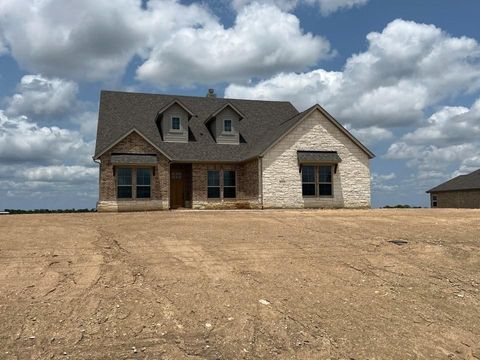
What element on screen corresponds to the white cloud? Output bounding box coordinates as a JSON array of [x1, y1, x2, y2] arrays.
[[225, 19, 480, 131], [0, 111, 93, 165], [372, 172, 398, 192], [349, 126, 393, 145], [5, 74, 78, 117], [21, 165, 98, 183], [231, 0, 368, 15], [136, 3, 331, 86], [386, 98, 480, 184], [70, 111, 98, 138], [0, 0, 329, 85]]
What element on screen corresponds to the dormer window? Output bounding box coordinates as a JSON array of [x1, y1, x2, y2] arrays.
[[171, 116, 180, 130], [223, 119, 232, 133]]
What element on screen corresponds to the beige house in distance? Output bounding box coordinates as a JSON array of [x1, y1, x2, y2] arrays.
[[94, 90, 374, 211]]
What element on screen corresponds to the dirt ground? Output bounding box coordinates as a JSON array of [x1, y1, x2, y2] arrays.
[[0, 209, 479, 359]]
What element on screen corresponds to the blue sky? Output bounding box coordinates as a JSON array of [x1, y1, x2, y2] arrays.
[[1, 0, 479, 209]]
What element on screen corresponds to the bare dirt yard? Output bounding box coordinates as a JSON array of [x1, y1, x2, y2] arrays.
[[0, 209, 479, 359]]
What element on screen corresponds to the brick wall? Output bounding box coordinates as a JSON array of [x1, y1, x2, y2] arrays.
[[191, 159, 260, 209], [97, 131, 169, 211], [430, 191, 480, 208], [262, 109, 371, 208]]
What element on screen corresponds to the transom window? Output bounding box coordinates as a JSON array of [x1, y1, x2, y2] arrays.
[[301, 165, 333, 197], [207, 171, 220, 198], [223, 170, 236, 198], [223, 119, 232, 132], [136, 168, 151, 198], [117, 168, 133, 198], [171, 116, 181, 130]]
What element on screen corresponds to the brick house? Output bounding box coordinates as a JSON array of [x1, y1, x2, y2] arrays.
[[94, 90, 374, 211], [426, 169, 480, 208]]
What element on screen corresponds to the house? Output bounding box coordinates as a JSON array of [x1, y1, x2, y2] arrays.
[[93, 90, 374, 211], [426, 169, 480, 208]]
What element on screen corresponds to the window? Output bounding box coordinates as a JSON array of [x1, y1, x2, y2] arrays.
[[223, 119, 232, 132], [318, 166, 332, 196], [117, 168, 132, 198], [136, 168, 151, 198], [301, 165, 333, 197], [301, 166, 316, 196], [223, 170, 236, 198], [432, 195, 438, 208], [171, 116, 180, 130], [207, 171, 220, 198]]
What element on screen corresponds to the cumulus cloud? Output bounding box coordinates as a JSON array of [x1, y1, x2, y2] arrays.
[[5, 74, 78, 117], [0, 110, 98, 209], [225, 19, 480, 131], [70, 111, 98, 138], [349, 126, 393, 145], [372, 172, 398, 192], [386, 98, 480, 182], [136, 3, 331, 86], [0, 111, 93, 165], [231, 0, 368, 15], [0, 0, 329, 85], [21, 165, 98, 183]]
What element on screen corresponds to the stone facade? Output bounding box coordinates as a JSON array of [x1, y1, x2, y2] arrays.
[[261, 109, 371, 208], [191, 159, 261, 209], [430, 191, 480, 208], [97, 131, 169, 212]]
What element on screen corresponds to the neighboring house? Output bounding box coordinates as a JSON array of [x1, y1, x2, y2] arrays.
[[94, 90, 374, 211], [426, 169, 480, 208]]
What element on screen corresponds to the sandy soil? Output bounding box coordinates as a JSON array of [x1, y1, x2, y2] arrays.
[[0, 209, 479, 359]]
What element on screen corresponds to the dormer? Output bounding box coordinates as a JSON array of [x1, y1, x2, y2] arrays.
[[205, 103, 244, 145], [157, 99, 193, 143]]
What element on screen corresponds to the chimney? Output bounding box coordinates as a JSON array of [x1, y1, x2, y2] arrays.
[[206, 88, 217, 98]]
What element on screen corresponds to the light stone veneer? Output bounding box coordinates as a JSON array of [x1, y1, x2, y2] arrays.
[[262, 109, 371, 208]]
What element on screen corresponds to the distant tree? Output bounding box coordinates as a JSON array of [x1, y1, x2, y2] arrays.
[[4, 208, 96, 214], [383, 205, 422, 209]]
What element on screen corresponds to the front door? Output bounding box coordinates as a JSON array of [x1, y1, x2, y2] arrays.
[[170, 164, 192, 209]]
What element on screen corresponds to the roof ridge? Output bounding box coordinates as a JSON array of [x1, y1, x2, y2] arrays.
[[101, 89, 295, 105]]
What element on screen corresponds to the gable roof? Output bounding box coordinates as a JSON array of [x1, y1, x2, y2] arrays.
[[204, 102, 246, 124], [259, 104, 375, 159], [426, 169, 480, 193], [94, 91, 374, 162], [157, 98, 194, 118]]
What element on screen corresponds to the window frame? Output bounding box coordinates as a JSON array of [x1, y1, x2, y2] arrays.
[[207, 170, 221, 199], [432, 194, 438, 208], [171, 116, 181, 131], [318, 165, 333, 197], [117, 167, 133, 199], [116, 166, 154, 200], [136, 167, 152, 199], [301, 164, 334, 198], [223, 170, 236, 199], [223, 119, 233, 133], [301, 165, 316, 197]]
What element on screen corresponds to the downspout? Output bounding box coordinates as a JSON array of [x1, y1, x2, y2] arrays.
[[93, 157, 101, 209], [258, 156, 264, 209]]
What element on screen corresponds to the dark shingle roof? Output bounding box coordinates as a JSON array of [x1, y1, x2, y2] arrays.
[[427, 169, 480, 193], [94, 90, 374, 162], [95, 90, 299, 162], [297, 151, 342, 163]]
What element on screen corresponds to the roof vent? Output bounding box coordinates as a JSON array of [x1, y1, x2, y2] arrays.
[[206, 89, 217, 98]]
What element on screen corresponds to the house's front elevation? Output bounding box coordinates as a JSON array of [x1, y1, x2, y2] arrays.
[[94, 90, 374, 211]]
